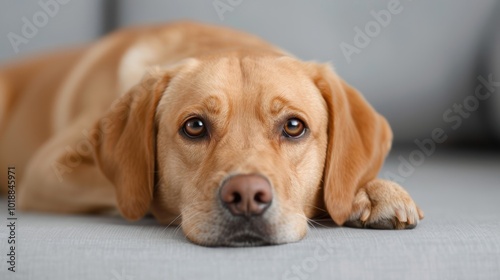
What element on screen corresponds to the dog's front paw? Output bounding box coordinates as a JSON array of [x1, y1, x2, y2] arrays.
[[344, 179, 424, 230]]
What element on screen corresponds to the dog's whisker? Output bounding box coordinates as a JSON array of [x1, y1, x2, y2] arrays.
[[171, 211, 200, 237], [182, 225, 200, 243], [307, 221, 317, 231], [303, 204, 328, 213], [160, 213, 183, 235], [173, 224, 183, 236], [292, 213, 316, 231], [307, 218, 329, 229], [292, 212, 329, 230]]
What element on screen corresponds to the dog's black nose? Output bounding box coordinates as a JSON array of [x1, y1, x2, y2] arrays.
[[220, 175, 272, 217]]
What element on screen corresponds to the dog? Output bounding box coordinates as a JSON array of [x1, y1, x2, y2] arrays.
[[0, 21, 423, 246]]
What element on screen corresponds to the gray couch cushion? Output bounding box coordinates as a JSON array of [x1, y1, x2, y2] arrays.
[[1, 150, 499, 280]]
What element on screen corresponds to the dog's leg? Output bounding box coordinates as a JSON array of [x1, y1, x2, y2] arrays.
[[18, 123, 116, 214], [344, 179, 424, 229]]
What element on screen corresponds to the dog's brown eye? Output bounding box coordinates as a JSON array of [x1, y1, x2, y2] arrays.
[[283, 118, 306, 138], [182, 118, 206, 138]]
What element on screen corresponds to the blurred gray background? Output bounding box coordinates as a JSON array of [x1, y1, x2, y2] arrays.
[[1, 0, 499, 148]]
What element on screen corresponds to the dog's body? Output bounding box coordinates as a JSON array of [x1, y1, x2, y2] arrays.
[[0, 22, 422, 246]]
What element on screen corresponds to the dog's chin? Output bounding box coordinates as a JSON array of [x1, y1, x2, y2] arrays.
[[221, 233, 272, 247], [196, 223, 277, 247], [185, 229, 275, 247], [186, 220, 305, 247], [181, 207, 308, 247]]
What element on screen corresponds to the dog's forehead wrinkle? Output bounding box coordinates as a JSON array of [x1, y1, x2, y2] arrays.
[[200, 94, 225, 116]]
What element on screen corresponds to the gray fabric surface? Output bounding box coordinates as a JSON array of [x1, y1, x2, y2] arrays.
[[1, 150, 500, 280]]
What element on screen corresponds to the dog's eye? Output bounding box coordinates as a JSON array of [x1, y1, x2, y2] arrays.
[[182, 118, 207, 138], [283, 118, 306, 138]]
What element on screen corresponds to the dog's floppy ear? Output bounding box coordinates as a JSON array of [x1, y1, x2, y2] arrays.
[[311, 64, 393, 225], [92, 69, 170, 220]]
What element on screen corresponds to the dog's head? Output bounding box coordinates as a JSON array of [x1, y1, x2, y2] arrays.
[[93, 55, 392, 246]]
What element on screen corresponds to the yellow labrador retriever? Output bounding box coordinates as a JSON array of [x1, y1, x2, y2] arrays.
[[0, 21, 423, 246]]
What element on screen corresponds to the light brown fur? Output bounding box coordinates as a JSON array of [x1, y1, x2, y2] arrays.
[[0, 21, 422, 246]]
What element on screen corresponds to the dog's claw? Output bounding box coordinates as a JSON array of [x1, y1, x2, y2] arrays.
[[360, 208, 371, 222], [395, 208, 407, 223]]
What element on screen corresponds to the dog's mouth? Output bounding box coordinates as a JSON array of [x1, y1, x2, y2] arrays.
[[212, 216, 276, 247], [182, 210, 304, 247], [221, 232, 271, 247]]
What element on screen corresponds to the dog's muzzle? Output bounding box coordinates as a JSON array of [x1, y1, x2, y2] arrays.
[[217, 174, 274, 246]]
